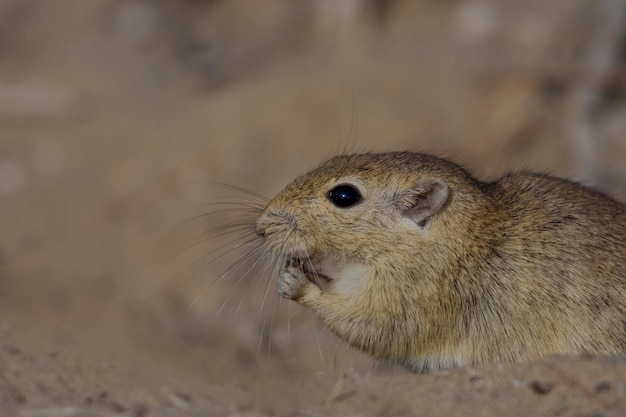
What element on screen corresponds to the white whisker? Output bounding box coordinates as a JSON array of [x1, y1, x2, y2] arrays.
[[333, 339, 341, 374], [259, 254, 278, 312], [257, 284, 275, 357], [214, 241, 266, 284], [187, 235, 261, 274], [267, 287, 280, 354], [163, 227, 256, 267], [218, 247, 272, 314], [310, 311, 326, 370], [184, 242, 264, 313], [209, 182, 270, 204], [195, 201, 266, 211], [235, 251, 277, 314]]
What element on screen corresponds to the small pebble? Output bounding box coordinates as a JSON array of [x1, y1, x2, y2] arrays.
[[529, 380, 554, 395], [594, 381, 611, 393]]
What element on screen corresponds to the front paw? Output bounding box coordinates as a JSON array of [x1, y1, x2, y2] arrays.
[[277, 257, 308, 300]]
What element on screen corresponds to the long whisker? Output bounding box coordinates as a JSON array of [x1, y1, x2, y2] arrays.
[[267, 284, 281, 354], [189, 216, 259, 240], [225, 243, 270, 285], [253, 243, 284, 291], [259, 252, 278, 312], [176, 174, 268, 205], [303, 244, 327, 370], [210, 182, 270, 204], [333, 339, 342, 374], [310, 310, 326, 370], [349, 87, 358, 153], [184, 226, 256, 249], [255, 229, 291, 293], [184, 207, 261, 224], [218, 247, 272, 314], [185, 242, 265, 313], [163, 226, 256, 267], [195, 224, 257, 240], [194, 201, 266, 210], [166, 205, 260, 237], [176, 237, 262, 304], [235, 249, 277, 314], [257, 280, 276, 356], [214, 241, 266, 285], [254, 249, 283, 356], [181, 234, 261, 275]]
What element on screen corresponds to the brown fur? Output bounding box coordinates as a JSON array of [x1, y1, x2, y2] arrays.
[[255, 152, 626, 372]]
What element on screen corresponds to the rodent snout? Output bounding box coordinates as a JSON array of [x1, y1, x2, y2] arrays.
[[255, 211, 276, 238], [255, 209, 303, 254], [255, 209, 288, 239], [255, 219, 266, 238]]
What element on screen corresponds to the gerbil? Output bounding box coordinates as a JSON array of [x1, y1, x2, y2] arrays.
[[254, 152, 626, 372]]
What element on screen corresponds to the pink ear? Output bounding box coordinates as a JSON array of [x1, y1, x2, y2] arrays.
[[402, 179, 449, 227]]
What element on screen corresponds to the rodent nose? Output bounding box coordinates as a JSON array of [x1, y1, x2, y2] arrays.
[[255, 216, 267, 238], [256, 209, 291, 239]]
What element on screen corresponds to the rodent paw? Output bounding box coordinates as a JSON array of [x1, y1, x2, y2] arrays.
[[277, 257, 308, 300]]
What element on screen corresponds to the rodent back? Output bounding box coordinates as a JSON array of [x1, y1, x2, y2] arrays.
[[492, 171, 626, 291]]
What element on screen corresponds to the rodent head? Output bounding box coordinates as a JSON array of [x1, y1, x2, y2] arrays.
[[255, 152, 474, 290]]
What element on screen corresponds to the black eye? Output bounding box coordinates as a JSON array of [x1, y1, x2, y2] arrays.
[[327, 184, 362, 208]]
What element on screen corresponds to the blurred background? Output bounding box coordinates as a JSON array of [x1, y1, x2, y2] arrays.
[[1, 0, 626, 414]]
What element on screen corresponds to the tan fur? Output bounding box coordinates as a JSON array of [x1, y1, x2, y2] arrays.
[[255, 152, 626, 372]]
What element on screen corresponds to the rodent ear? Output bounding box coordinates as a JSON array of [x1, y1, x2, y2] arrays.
[[401, 179, 449, 228]]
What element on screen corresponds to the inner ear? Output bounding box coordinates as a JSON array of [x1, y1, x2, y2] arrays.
[[401, 179, 449, 228]]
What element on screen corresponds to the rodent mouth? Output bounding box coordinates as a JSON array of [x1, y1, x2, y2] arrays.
[[289, 255, 332, 290]]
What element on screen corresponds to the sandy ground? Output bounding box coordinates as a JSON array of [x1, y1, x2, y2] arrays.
[[0, 1, 625, 416]]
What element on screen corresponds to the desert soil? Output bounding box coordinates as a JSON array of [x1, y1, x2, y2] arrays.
[[1, 1, 625, 416]]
